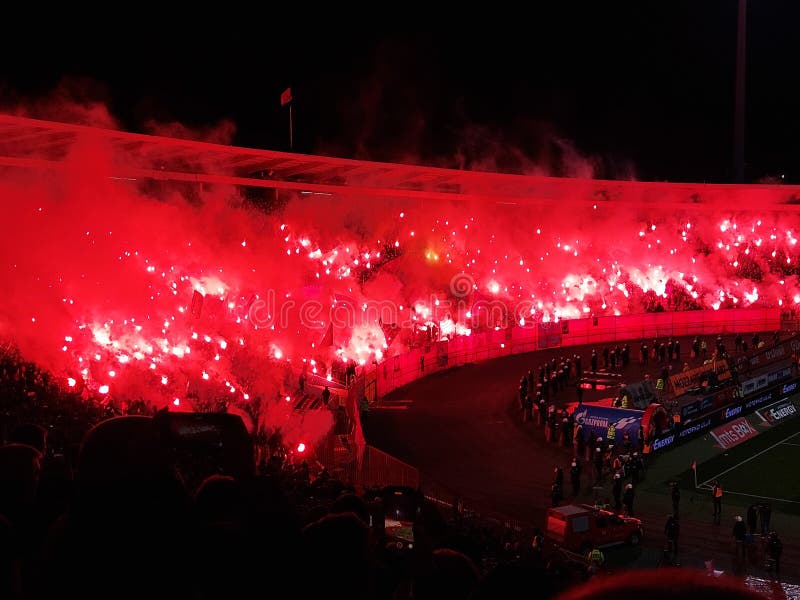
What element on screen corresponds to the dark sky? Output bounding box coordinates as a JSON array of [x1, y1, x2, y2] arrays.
[[2, 3, 799, 183]]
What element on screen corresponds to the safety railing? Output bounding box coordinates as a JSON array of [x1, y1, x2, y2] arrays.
[[364, 308, 780, 401]]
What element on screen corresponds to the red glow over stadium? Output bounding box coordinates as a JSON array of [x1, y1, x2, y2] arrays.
[[3, 114, 800, 447]]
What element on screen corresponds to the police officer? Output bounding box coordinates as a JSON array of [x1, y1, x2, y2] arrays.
[[665, 514, 680, 563], [767, 531, 783, 579], [623, 431, 632, 454], [551, 481, 563, 506], [575, 424, 585, 457], [671, 482, 681, 517], [623, 483, 635, 517], [570, 459, 581, 497], [594, 447, 604, 482], [612, 473, 623, 511], [629, 452, 641, 484], [554, 466, 564, 487]]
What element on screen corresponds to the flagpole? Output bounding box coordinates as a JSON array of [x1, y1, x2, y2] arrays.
[[280, 87, 293, 151]]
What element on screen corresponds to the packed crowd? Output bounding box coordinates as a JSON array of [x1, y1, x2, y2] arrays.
[[0, 347, 606, 599]]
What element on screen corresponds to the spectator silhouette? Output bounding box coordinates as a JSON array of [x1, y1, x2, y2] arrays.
[[41, 416, 192, 599], [192, 472, 302, 599], [8, 423, 47, 454], [303, 512, 372, 599], [331, 492, 371, 525], [0, 515, 22, 600], [0, 444, 41, 529], [412, 547, 481, 600], [0, 443, 41, 599], [194, 474, 243, 523]]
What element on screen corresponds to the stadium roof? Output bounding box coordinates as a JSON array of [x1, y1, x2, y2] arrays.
[[1, 113, 800, 209]]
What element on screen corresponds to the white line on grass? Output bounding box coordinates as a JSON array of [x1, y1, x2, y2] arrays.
[[699, 430, 800, 488], [715, 489, 800, 504]]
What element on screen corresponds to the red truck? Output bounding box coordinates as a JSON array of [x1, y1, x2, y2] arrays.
[[545, 504, 644, 554]]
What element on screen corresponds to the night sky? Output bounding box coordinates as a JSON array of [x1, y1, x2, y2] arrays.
[[2, 3, 799, 183]]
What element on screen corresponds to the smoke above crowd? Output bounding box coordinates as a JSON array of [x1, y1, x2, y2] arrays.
[[2, 101, 800, 448]]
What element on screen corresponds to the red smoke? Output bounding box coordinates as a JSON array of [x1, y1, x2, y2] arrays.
[[3, 100, 800, 449]]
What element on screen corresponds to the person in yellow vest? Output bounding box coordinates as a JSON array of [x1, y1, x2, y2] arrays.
[[621, 394, 630, 409], [587, 546, 605, 575], [607, 423, 616, 443]]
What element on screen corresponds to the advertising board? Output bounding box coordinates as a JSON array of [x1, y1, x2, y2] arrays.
[[710, 417, 759, 450]]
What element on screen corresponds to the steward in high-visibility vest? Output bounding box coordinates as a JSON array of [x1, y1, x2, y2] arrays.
[[712, 481, 723, 523], [656, 378, 665, 391], [588, 547, 605, 566], [607, 424, 616, 442], [621, 394, 630, 409]]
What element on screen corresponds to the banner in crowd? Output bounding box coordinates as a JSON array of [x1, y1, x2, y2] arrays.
[[669, 359, 731, 397], [734, 334, 800, 376], [621, 379, 657, 409], [537, 321, 562, 349], [739, 366, 793, 396], [572, 405, 642, 444], [675, 384, 739, 421]]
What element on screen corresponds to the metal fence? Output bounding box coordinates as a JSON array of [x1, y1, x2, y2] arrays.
[[315, 436, 420, 489]]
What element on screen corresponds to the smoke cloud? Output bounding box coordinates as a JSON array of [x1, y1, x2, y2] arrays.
[[2, 90, 800, 450]]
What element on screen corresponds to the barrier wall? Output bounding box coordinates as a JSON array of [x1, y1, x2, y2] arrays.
[[370, 308, 781, 400], [648, 376, 800, 454]]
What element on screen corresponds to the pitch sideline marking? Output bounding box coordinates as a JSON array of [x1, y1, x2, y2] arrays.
[[699, 430, 800, 488], [714, 489, 800, 505]]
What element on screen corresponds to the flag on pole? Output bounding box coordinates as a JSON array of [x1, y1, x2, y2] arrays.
[[190, 290, 204, 319], [280, 87, 292, 107], [319, 323, 334, 347], [691, 460, 697, 471], [379, 318, 400, 348]]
